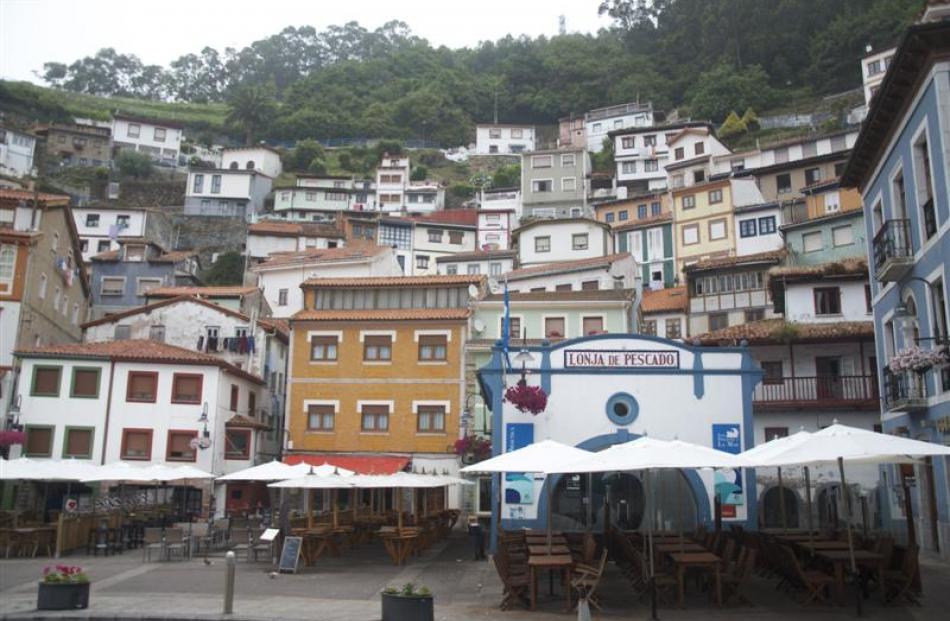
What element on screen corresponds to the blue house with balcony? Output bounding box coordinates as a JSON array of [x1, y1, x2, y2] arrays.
[[841, 9, 950, 560]]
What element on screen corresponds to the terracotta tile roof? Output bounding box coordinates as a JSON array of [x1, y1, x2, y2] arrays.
[[612, 213, 672, 232], [252, 245, 388, 269], [14, 340, 265, 384], [411, 209, 478, 227], [247, 221, 344, 238], [641, 287, 689, 314], [82, 295, 245, 328], [685, 250, 786, 273], [225, 414, 270, 430], [0, 189, 70, 205], [302, 275, 484, 288], [257, 317, 290, 341], [506, 253, 631, 281], [695, 319, 875, 345], [435, 249, 517, 263], [513, 217, 610, 235], [291, 308, 470, 321], [770, 258, 868, 280], [482, 289, 635, 303], [145, 286, 258, 298]]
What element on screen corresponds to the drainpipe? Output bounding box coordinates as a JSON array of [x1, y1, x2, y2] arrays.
[[100, 360, 116, 464]]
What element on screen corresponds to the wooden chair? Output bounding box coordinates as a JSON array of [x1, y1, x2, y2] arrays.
[[228, 527, 250, 559], [142, 527, 164, 562], [884, 545, 921, 606], [249, 530, 272, 562], [571, 549, 609, 611], [722, 548, 757, 605], [782, 545, 832, 605], [165, 528, 187, 561], [494, 546, 529, 610]]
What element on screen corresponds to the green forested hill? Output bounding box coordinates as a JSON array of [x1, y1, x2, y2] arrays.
[[2, 0, 922, 147]]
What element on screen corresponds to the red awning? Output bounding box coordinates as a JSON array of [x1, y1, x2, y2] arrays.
[[284, 454, 409, 475]]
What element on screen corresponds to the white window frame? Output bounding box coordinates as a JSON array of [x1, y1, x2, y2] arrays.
[[532, 178, 553, 193], [412, 400, 451, 434], [304, 399, 339, 433], [831, 225, 854, 247], [135, 277, 163, 296], [531, 155, 553, 169], [100, 276, 126, 296], [560, 154, 576, 167], [561, 177, 577, 192]]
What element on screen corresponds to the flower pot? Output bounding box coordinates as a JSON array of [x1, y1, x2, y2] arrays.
[[381, 592, 433, 621], [37, 581, 90, 610]]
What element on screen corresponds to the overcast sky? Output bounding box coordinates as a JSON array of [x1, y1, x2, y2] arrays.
[[0, 0, 611, 84]]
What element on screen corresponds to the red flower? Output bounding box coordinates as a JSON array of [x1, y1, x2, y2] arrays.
[[504, 384, 548, 415]]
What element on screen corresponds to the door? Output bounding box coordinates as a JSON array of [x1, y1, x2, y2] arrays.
[[815, 356, 842, 399], [923, 458, 940, 552]]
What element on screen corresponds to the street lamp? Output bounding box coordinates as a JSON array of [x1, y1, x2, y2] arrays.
[[513, 347, 536, 387], [893, 277, 947, 345]]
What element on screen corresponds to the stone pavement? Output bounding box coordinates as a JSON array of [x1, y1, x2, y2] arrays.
[[1, 533, 949, 620]]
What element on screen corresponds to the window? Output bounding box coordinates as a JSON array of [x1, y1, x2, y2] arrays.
[[415, 255, 430, 270], [85, 213, 100, 228], [777, 173, 792, 194], [326, 192, 347, 201], [532, 179, 552, 193], [466, 264, 481, 275], [562, 177, 577, 192], [644, 159, 658, 172], [418, 335, 448, 361], [100, 276, 125, 296], [534, 236, 551, 253], [210, 175, 222, 194], [225, 429, 251, 460], [682, 224, 699, 245], [544, 317, 566, 338], [814, 287, 841, 315], [693, 169, 705, 184], [708, 313, 729, 331], [914, 134, 936, 240], [278, 288, 288, 306], [426, 229, 444, 243], [739, 219, 757, 238], [153, 127, 166, 142], [126, 372, 158, 402], [449, 231, 464, 245], [582, 316, 604, 335], [171, 373, 202, 404], [53, 286, 61, 311], [865, 284, 873, 313], [682, 195, 695, 209], [694, 142, 705, 155], [164, 430, 197, 462], [505, 316, 522, 339], [310, 335, 338, 362], [762, 362, 784, 385], [758, 216, 777, 235], [361, 405, 390, 432], [229, 384, 239, 412], [307, 404, 335, 431], [641, 320, 656, 336], [25, 426, 54, 456], [97, 240, 111, 253], [621, 137, 635, 149], [511, 128, 523, 138], [637, 205, 647, 219], [708, 189, 723, 204], [555, 284, 572, 292], [644, 135, 656, 146], [127, 123, 141, 138], [63, 428, 93, 458], [621, 161, 636, 175], [832, 225, 853, 247], [764, 427, 789, 442], [192, 174, 204, 193], [605, 213, 615, 223], [70, 368, 100, 398], [572, 234, 588, 250], [488, 128, 501, 139], [114, 324, 131, 340], [709, 219, 727, 241], [805, 167, 821, 186], [619, 210, 629, 221], [135, 277, 162, 296], [581, 280, 599, 290], [674, 147, 685, 160], [561, 154, 576, 167], [730, 158, 745, 172], [532, 155, 553, 168], [593, 123, 602, 132], [663, 318, 682, 339], [364, 335, 393, 361], [802, 231, 823, 253], [490, 262, 502, 276], [445, 264, 458, 275], [745, 309, 765, 322], [32, 366, 61, 396], [121, 429, 152, 460], [417, 405, 446, 433]]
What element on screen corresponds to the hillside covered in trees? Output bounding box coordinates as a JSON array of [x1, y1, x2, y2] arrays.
[[7, 0, 922, 146]]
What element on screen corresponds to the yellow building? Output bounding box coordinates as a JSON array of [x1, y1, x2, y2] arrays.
[[287, 275, 482, 472], [672, 178, 755, 278], [801, 179, 863, 221], [592, 192, 669, 228]]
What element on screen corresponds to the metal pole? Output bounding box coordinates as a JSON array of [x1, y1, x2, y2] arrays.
[[804, 466, 814, 546], [646, 469, 658, 620], [546, 475, 553, 555], [223, 551, 236, 614], [837, 457, 861, 617], [777, 466, 788, 532]]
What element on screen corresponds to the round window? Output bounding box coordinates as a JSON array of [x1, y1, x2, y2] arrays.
[[605, 393, 639, 426]]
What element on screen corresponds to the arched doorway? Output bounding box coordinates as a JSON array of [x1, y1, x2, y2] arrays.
[[817, 486, 839, 529], [761, 486, 800, 529]]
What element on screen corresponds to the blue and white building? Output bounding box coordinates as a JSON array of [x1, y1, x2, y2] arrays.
[[841, 10, 950, 559]]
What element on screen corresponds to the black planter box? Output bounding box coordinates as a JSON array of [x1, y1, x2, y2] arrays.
[[37, 581, 90, 610], [381, 592, 433, 621]]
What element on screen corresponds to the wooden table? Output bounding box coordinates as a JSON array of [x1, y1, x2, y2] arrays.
[[528, 544, 570, 556], [379, 531, 419, 566], [797, 540, 852, 553], [528, 554, 574, 611], [816, 550, 886, 605], [655, 542, 707, 554], [526, 534, 567, 545], [670, 552, 722, 608], [776, 534, 831, 543]]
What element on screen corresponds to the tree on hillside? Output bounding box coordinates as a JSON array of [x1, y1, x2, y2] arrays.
[[491, 164, 521, 189], [115, 151, 155, 179], [201, 252, 245, 285], [688, 64, 775, 123], [282, 139, 326, 172], [226, 85, 277, 145]]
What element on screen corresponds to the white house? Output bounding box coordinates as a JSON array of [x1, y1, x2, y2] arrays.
[[734, 202, 784, 257], [474, 124, 536, 155], [272, 175, 377, 219], [246, 220, 344, 260], [641, 286, 689, 339], [111, 115, 183, 167], [250, 245, 402, 317], [436, 249, 516, 277], [612, 122, 712, 192], [405, 182, 445, 213], [505, 252, 638, 293], [411, 214, 478, 275], [0, 126, 37, 178], [14, 340, 269, 515], [584, 101, 654, 153], [375, 154, 411, 212], [72, 205, 167, 262], [477, 208, 516, 251], [221, 146, 283, 178], [862, 46, 897, 107], [665, 125, 733, 189], [711, 130, 859, 177], [514, 217, 614, 266], [184, 169, 274, 219]]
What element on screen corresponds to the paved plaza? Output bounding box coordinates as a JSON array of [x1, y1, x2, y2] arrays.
[[1, 533, 950, 621]]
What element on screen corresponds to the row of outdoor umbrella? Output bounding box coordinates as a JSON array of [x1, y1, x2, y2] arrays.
[[0, 458, 214, 483]]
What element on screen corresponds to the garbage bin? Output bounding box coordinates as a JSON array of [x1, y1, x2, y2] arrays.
[[467, 518, 484, 560]]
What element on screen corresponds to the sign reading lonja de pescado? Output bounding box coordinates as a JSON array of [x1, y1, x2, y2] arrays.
[[563, 349, 680, 369]]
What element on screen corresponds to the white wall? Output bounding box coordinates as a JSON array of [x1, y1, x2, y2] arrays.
[[0, 128, 36, 177], [509, 255, 638, 292], [474, 126, 536, 155], [642, 311, 688, 339], [221, 148, 282, 178], [784, 280, 872, 323], [477, 211, 514, 250], [246, 233, 338, 259], [614, 128, 670, 186], [437, 257, 514, 277], [517, 221, 612, 265], [735, 207, 783, 256], [112, 119, 182, 163], [187, 171, 254, 199], [586, 110, 653, 153], [0, 300, 20, 367], [73, 208, 148, 260]]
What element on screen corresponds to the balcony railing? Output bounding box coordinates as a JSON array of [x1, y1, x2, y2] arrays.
[[872, 218, 913, 281], [883, 369, 928, 412], [754, 375, 879, 409]]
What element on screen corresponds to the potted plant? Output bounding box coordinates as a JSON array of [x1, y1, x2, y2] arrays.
[[454, 436, 492, 464], [504, 383, 548, 415], [37, 565, 90, 610], [381, 582, 433, 621], [888, 345, 948, 374]]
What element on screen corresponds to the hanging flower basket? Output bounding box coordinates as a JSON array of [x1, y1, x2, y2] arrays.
[[0, 430, 26, 448], [888, 346, 948, 373], [504, 383, 548, 415], [454, 436, 491, 463]]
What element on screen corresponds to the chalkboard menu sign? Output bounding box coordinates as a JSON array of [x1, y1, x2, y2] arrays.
[[278, 536, 302, 573]]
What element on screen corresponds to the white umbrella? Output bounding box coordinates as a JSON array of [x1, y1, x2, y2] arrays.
[[80, 462, 161, 483], [269, 469, 355, 529], [152, 465, 215, 481], [217, 460, 313, 482], [1, 457, 100, 481], [741, 429, 814, 534], [744, 423, 950, 616]]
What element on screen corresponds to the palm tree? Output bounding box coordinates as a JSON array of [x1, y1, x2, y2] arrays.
[[225, 85, 276, 145]]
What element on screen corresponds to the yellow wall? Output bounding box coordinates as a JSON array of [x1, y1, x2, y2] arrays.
[[288, 320, 465, 454], [805, 187, 863, 221], [672, 181, 736, 274]]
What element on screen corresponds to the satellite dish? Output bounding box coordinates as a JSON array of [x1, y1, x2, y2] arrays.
[[467, 284, 480, 299], [473, 319, 485, 333], [487, 278, 502, 295]]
